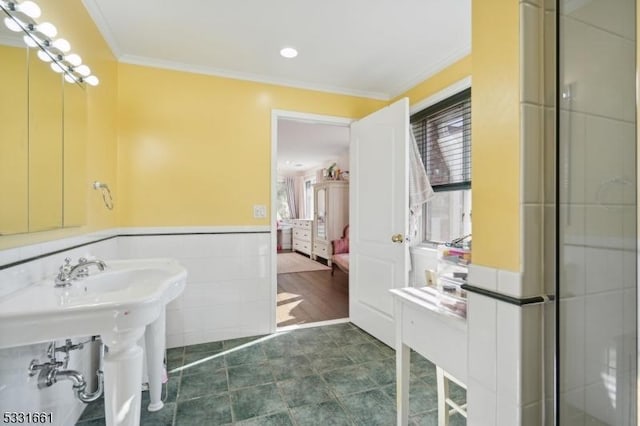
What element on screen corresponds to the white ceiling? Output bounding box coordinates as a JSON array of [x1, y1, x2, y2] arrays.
[[277, 120, 350, 174], [82, 0, 471, 100]]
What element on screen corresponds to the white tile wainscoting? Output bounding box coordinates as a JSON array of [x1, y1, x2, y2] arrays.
[[465, 290, 545, 426], [116, 229, 272, 348], [0, 227, 271, 425]]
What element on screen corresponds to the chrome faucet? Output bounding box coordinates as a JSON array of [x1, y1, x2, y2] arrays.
[[54, 257, 107, 287]]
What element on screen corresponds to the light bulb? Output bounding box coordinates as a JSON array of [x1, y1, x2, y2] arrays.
[[35, 22, 56, 38], [84, 75, 99, 86], [16, 1, 41, 18], [36, 49, 52, 62], [50, 62, 64, 73], [280, 47, 298, 58], [64, 73, 77, 84], [75, 64, 90, 77], [3, 16, 22, 32], [51, 38, 70, 52], [64, 53, 81, 66], [23, 34, 38, 47]]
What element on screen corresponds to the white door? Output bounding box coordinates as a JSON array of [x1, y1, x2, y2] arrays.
[[349, 98, 409, 347]]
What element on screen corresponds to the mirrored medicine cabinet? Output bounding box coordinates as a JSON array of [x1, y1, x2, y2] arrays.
[[0, 26, 87, 236]]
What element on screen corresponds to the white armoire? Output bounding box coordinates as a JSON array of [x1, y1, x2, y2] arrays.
[[312, 180, 349, 266]]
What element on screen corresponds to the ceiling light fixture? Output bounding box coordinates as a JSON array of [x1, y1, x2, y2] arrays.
[[29, 21, 55, 37], [3, 0, 40, 18], [0, 0, 99, 86], [3, 15, 20, 31], [51, 38, 70, 52], [82, 75, 99, 86], [280, 47, 298, 59], [36, 48, 50, 62], [64, 53, 81, 66]]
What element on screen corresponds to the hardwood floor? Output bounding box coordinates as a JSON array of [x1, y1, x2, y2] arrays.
[[277, 267, 349, 327]]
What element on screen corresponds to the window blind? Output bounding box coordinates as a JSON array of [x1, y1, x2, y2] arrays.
[[411, 88, 471, 191]]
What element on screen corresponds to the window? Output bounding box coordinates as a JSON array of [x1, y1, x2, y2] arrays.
[[304, 177, 315, 219], [411, 88, 471, 243]]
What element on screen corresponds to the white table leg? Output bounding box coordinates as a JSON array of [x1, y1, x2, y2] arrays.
[[437, 366, 450, 426], [145, 310, 166, 411], [395, 300, 410, 426], [396, 342, 410, 426], [101, 328, 146, 426]]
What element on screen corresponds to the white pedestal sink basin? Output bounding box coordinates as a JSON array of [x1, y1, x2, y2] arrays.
[[0, 258, 187, 426]]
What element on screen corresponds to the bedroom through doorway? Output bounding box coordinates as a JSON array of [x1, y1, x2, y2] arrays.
[[272, 112, 351, 329]]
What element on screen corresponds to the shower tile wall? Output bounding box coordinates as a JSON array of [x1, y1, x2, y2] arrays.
[[557, 0, 637, 424]]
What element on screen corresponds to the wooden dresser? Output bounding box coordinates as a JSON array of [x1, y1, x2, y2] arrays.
[[292, 219, 313, 256]]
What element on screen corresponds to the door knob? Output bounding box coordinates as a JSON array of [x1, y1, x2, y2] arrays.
[[391, 234, 404, 243]]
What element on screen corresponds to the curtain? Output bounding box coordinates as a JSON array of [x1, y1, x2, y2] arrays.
[[284, 176, 299, 219]]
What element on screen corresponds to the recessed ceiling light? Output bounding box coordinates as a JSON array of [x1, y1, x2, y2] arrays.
[[280, 47, 298, 59], [294, 163, 304, 167]]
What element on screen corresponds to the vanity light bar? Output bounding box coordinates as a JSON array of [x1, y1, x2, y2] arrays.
[[0, 0, 99, 86]]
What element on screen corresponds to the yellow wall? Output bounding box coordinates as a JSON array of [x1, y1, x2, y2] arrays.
[[117, 64, 386, 226], [471, 0, 521, 271], [0, 0, 118, 250], [1, 0, 522, 275]]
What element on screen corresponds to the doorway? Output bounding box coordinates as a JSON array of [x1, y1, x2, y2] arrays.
[[270, 110, 353, 330]]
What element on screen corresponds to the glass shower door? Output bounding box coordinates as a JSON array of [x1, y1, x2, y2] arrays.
[[556, 0, 637, 424]]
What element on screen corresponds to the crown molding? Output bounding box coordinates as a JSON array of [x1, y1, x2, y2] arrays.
[[118, 54, 391, 100], [388, 44, 471, 99], [410, 76, 472, 115]]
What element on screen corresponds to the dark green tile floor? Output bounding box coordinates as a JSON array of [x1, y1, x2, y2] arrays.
[[76, 322, 466, 426]]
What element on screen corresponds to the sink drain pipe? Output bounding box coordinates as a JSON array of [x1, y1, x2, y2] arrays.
[[29, 336, 105, 403], [50, 339, 104, 402]]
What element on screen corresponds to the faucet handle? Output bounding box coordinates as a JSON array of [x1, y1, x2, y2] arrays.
[[59, 258, 72, 273], [78, 257, 88, 264]]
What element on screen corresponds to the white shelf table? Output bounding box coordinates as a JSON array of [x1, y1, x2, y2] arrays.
[[390, 286, 468, 426]]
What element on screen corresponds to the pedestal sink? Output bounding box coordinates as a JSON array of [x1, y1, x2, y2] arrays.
[[0, 258, 187, 426]]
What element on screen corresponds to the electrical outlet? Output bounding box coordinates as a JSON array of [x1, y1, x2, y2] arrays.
[[253, 205, 267, 218]]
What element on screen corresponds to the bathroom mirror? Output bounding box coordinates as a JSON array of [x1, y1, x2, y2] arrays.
[[63, 81, 87, 227], [0, 23, 89, 235], [0, 29, 29, 235], [28, 48, 64, 232]]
